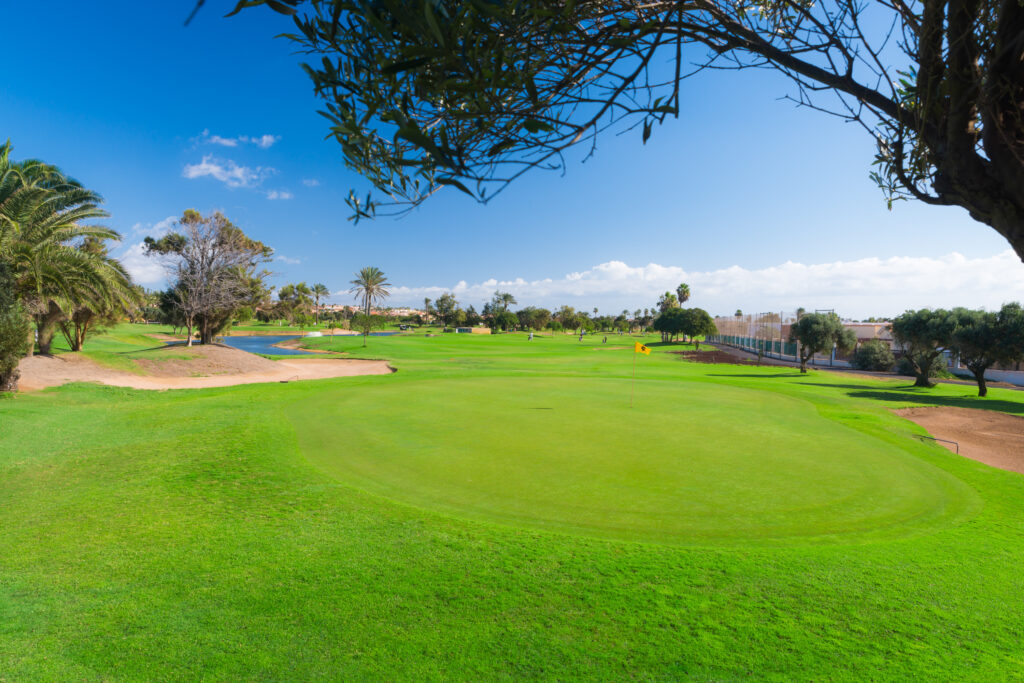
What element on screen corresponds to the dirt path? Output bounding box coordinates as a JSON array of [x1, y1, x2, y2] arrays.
[[18, 347, 392, 392], [895, 407, 1024, 475]]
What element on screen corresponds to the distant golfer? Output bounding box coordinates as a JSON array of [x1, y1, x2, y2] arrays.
[[529, 332, 533, 341]]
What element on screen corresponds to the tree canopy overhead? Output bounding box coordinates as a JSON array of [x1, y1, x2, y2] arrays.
[[225, 0, 1024, 259]]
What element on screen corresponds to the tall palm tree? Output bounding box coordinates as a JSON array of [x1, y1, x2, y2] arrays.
[[349, 266, 391, 346], [312, 283, 331, 325], [676, 283, 691, 305]]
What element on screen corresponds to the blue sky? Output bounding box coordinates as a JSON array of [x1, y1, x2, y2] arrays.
[[3, 1, 1022, 318]]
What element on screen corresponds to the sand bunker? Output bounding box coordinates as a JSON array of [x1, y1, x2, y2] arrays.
[[896, 407, 1024, 475], [18, 345, 392, 392]]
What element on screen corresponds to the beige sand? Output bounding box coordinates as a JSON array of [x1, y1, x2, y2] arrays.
[[18, 345, 392, 392], [895, 407, 1024, 475]]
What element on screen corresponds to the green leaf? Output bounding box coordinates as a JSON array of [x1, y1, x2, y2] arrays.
[[436, 176, 475, 197], [424, 2, 444, 44], [382, 56, 432, 74], [487, 139, 515, 156], [522, 119, 554, 134]]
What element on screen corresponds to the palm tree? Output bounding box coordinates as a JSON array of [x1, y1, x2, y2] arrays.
[[58, 237, 140, 351], [349, 266, 391, 346], [0, 142, 129, 355], [676, 283, 691, 305], [312, 283, 330, 324], [491, 290, 516, 313], [277, 282, 314, 328]]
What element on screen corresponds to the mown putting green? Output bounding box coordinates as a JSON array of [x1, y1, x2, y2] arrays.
[[290, 376, 975, 545]]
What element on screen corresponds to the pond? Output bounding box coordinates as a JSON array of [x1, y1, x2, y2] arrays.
[[219, 335, 317, 356], [218, 332, 399, 356]]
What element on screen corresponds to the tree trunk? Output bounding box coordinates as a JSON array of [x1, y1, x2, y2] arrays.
[[186, 320, 194, 347], [37, 325, 54, 355], [913, 353, 938, 388], [971, 366, 989, 397], [75, 321, 89, 352], [0, 365, 18, 393], [36, 301, 65, 355]]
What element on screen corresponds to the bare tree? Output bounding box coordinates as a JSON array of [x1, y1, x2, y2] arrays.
[[146, 211, 272, 346]]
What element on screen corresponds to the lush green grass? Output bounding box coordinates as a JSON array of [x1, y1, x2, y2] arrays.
[[3, 328, 1024, 679], [45, 323, 179, 373], [289, 376, 974, 545]]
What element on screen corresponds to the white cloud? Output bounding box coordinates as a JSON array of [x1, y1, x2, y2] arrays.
[[247, 134, 279, 149], [302, 178, 320, 187], [208, 134, 238, 147], [182, 155, 273, 189], [275, 254, 301, 265], [387, 252, 1024, 319], [266, 190, 293, 200], [117, 242, 167, 286], [129, 215, 177, 238], [195, 129, 279, 149]]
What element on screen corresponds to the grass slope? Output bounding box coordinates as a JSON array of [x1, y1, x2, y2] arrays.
[[2, 327, 1023, 679]]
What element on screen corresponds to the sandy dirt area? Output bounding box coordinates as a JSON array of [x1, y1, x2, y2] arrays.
[[895, 407, 1024, 475], [672, 349, 763, 365], [17, 345, 392, 392]]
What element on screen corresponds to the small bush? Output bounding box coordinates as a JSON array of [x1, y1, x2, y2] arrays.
[[849, 340, 895, 371]]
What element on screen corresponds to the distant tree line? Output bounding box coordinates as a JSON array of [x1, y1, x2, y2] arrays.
[[419, 282, 719, 346]]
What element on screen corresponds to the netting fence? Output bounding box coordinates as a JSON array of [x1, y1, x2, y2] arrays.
[[707, 311, 848, 367]]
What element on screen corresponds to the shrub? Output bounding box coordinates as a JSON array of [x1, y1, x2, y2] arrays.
[[0, 264, 30, 393], [849, 340, 895, 371]]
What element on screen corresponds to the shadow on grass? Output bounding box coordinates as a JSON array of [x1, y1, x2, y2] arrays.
[[706, 373, 805, 379], [702, 373, 1023, 415], [795, 382, 919, 391], [845, 390, 1024, 415], [646, 341, 700, 348]]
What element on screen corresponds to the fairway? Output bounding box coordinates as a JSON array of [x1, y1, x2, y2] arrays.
[[290, 376, 975, 545], [3, 328, 1023, 679]]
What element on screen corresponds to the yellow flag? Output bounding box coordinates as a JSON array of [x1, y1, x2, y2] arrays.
[[634, 342, 650, 355]]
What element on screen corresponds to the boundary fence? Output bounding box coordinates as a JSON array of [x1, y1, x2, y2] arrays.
[[707, 311, 851, 367]]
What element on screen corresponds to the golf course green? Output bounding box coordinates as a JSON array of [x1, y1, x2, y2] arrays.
[[290, 376, 973, 545], [2, 326, 1022, 679]]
